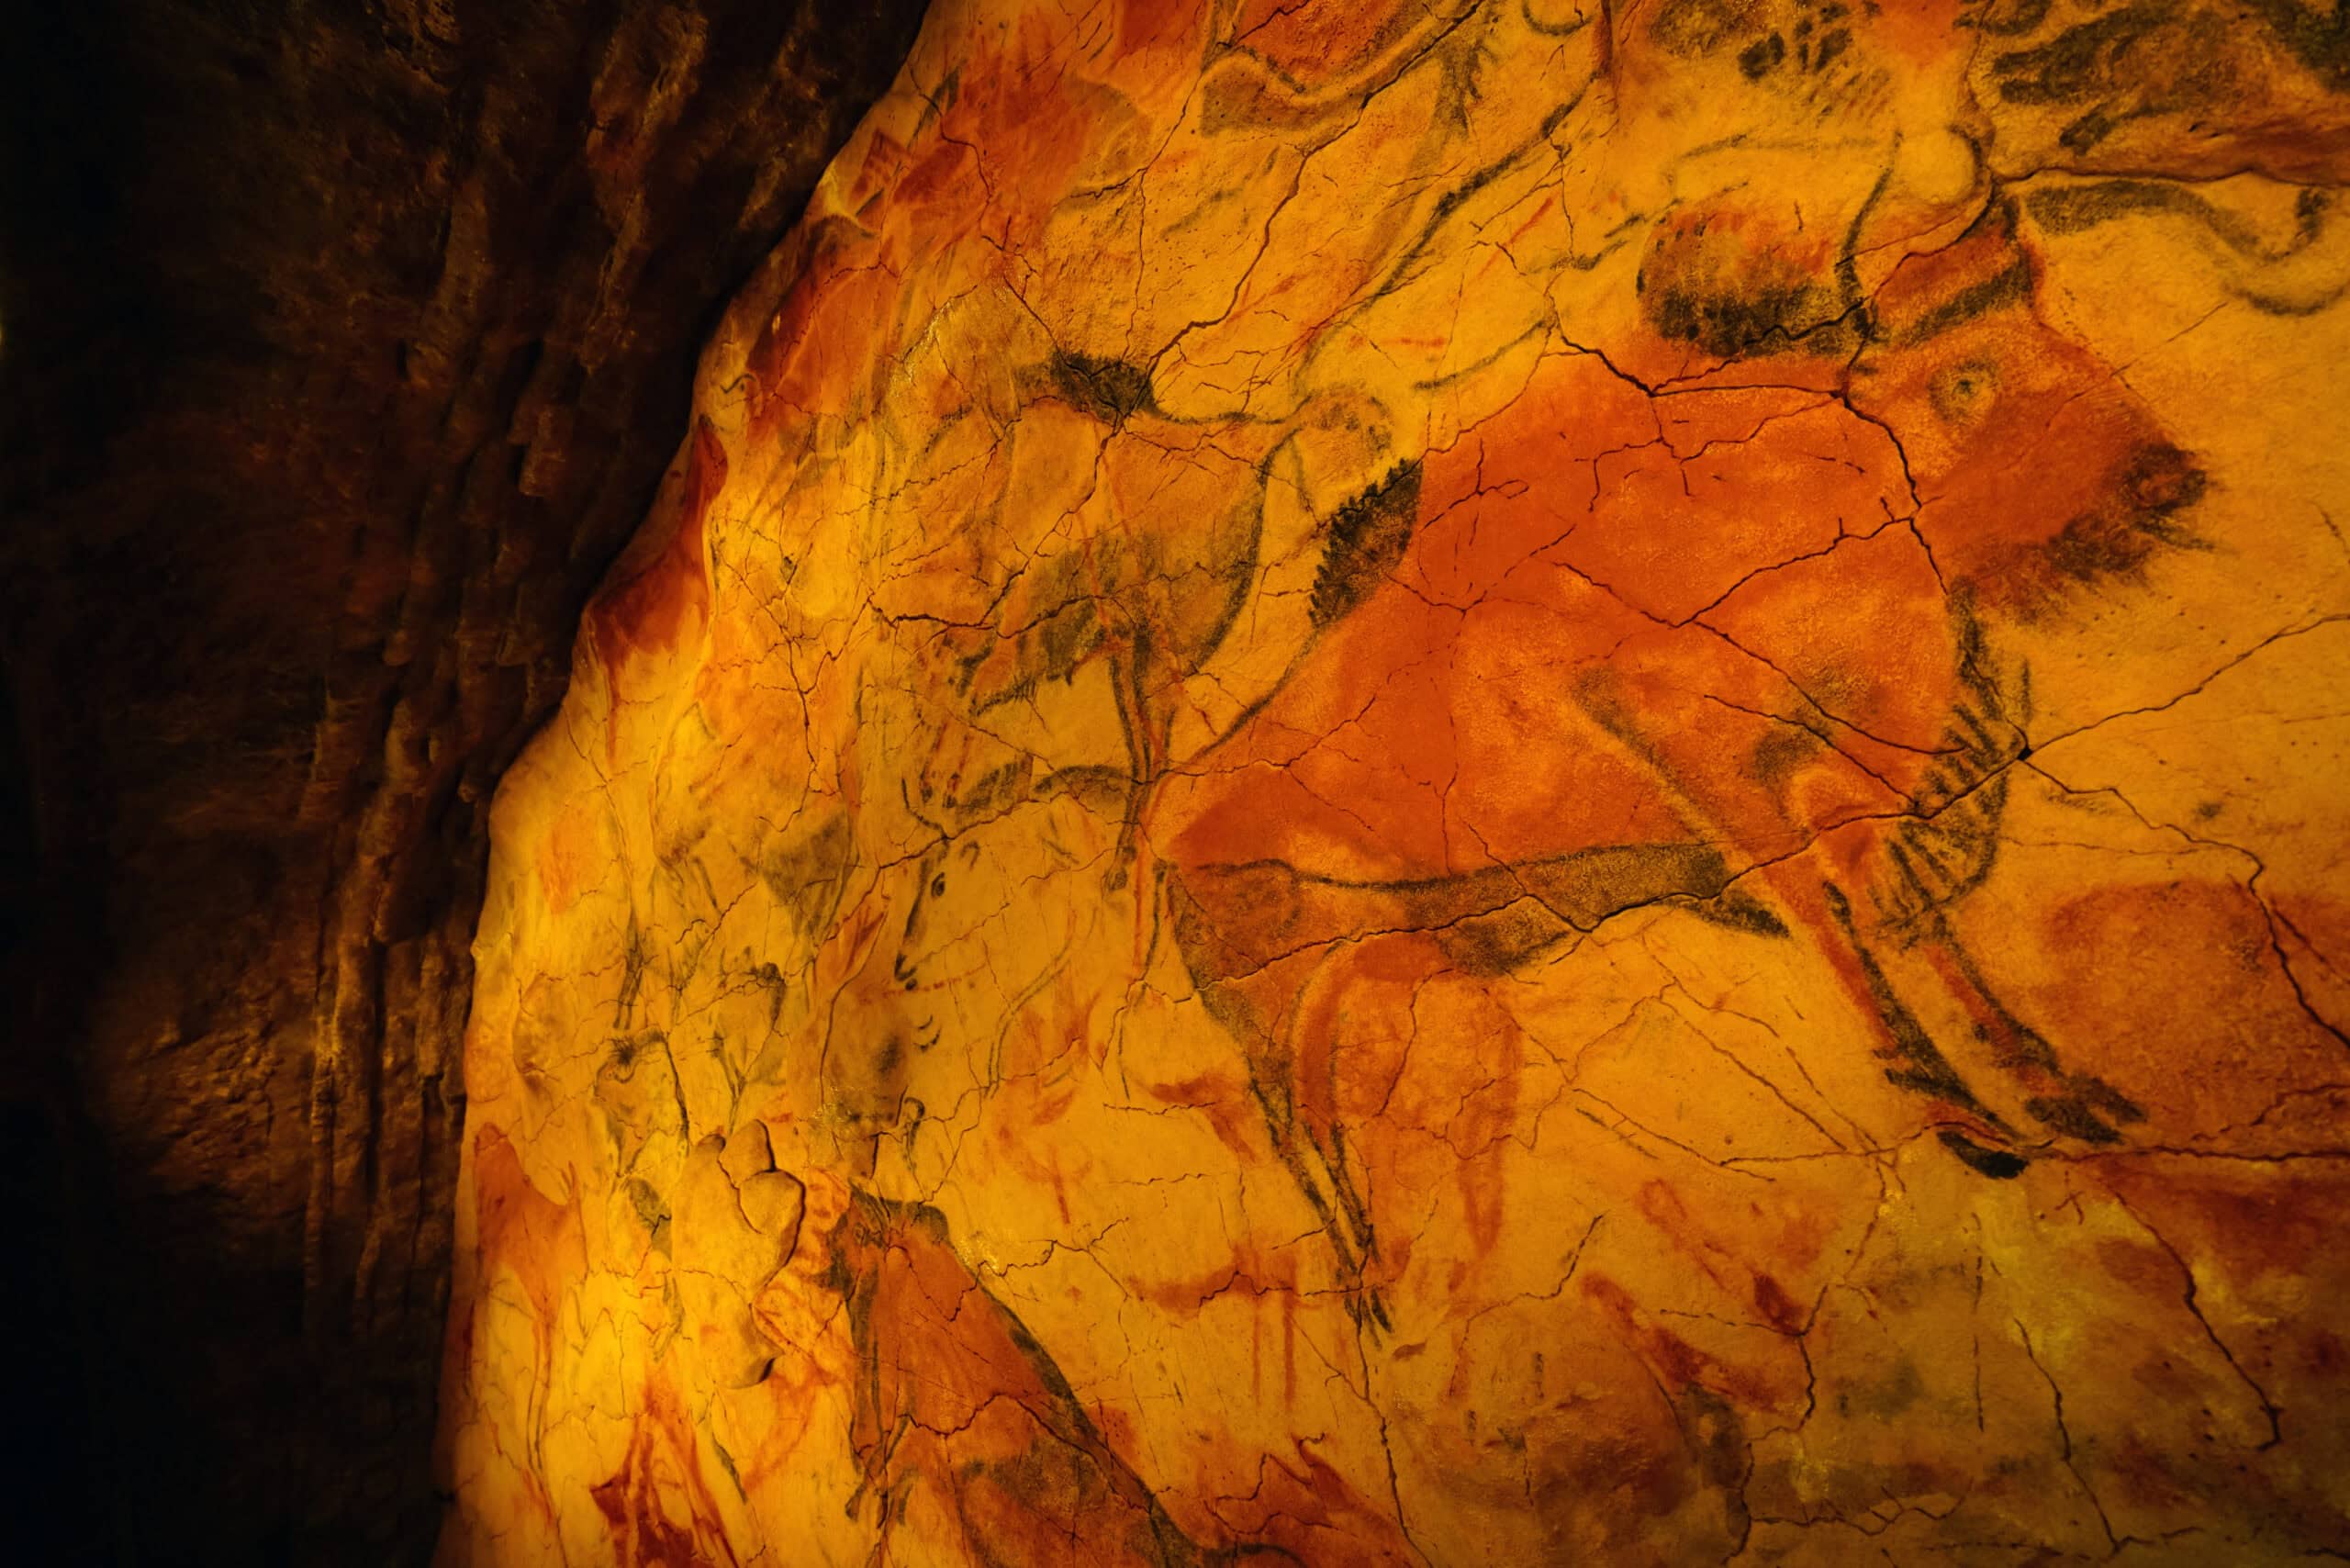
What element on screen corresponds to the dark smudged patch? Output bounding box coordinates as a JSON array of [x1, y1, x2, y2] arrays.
[[1939, 1128, 2030, 1179], [2036, 442, 2210, 597], [1651, 0, 1774, 57], [1311, 460, 1424, 629], [1051, 351, 1157, 424], [1638, 218, 1852, 359]]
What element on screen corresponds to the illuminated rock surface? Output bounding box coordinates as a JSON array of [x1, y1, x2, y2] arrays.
[[437, 2, 2350, 1562]]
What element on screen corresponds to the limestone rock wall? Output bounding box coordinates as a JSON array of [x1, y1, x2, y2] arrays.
[[438, 2, 2350, 1562]]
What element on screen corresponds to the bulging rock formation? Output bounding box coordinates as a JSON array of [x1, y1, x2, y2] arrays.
[[438, 0, 2350, 1562], [28, 0, 2337, 1562], [434, 2, 2350, 1562]]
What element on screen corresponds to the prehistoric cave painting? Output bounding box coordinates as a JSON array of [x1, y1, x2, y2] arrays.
[[823, 1190, 1359, 1566], [1974, 0, 2350, 158], [438, 0, 2350, 1562], [2023, 177, 2350, 317], [1156, 189, 2202, 1318], [934, 351, 1404, 872]]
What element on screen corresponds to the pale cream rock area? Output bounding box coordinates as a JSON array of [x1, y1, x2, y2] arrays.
[[433, 1, 2350, 1563]]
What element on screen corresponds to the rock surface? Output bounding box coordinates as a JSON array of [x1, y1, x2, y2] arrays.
[[436, 0, 2350, 1562], [0, 3, 921, 1561]]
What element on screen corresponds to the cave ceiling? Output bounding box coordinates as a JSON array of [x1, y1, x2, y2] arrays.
[[433, 0, 2350, 1564], [6, 0, 2350, 1565]]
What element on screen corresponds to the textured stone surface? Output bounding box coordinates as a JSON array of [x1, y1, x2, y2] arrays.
[[438, 1, 2350, 1562], [0, 3, 920, 1560]]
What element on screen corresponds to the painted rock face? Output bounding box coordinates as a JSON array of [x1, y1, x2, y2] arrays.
[[437, 3, 2350, 1564]]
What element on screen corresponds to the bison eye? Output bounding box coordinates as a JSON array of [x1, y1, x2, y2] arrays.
[[1928, 358, 1999, 426], [931, 874, 947, 898]]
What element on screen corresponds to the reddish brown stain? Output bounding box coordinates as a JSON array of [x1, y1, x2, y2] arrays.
[[1749, 1272, 1802, 1336], [588, 418, 728, 679], [469, 1124, 586, 1332], [1204, 1445, 1423, 1567], [2097, 1160, 2347, 1293], [1140, 1068, 1264, 1160], [590, 1378, 743, 1567], [1228, 0, 1415, 81], [1581, 1274, 1780, 1408], [2026, 878, 2344, 1135], [444, 1126, 590, 1543], [833, 1197, 1225, 1563]]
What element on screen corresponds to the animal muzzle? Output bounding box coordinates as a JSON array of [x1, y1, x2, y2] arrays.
[[2121, 441, 2207, 519]]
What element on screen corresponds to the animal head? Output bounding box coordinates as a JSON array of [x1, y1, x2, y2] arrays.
[[1849, 196, 2209, 622]]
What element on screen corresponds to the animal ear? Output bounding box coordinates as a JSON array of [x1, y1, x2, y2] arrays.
[[960, 840, 980, 865]]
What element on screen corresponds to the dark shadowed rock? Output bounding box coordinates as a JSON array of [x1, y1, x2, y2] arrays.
[[0, 3, 924, 1560]]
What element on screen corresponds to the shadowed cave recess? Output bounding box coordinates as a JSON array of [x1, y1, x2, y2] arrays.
[[6, 0, 2350, 1564]]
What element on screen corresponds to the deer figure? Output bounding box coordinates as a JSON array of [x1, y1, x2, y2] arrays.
[[922, 353, 1404, 874]]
